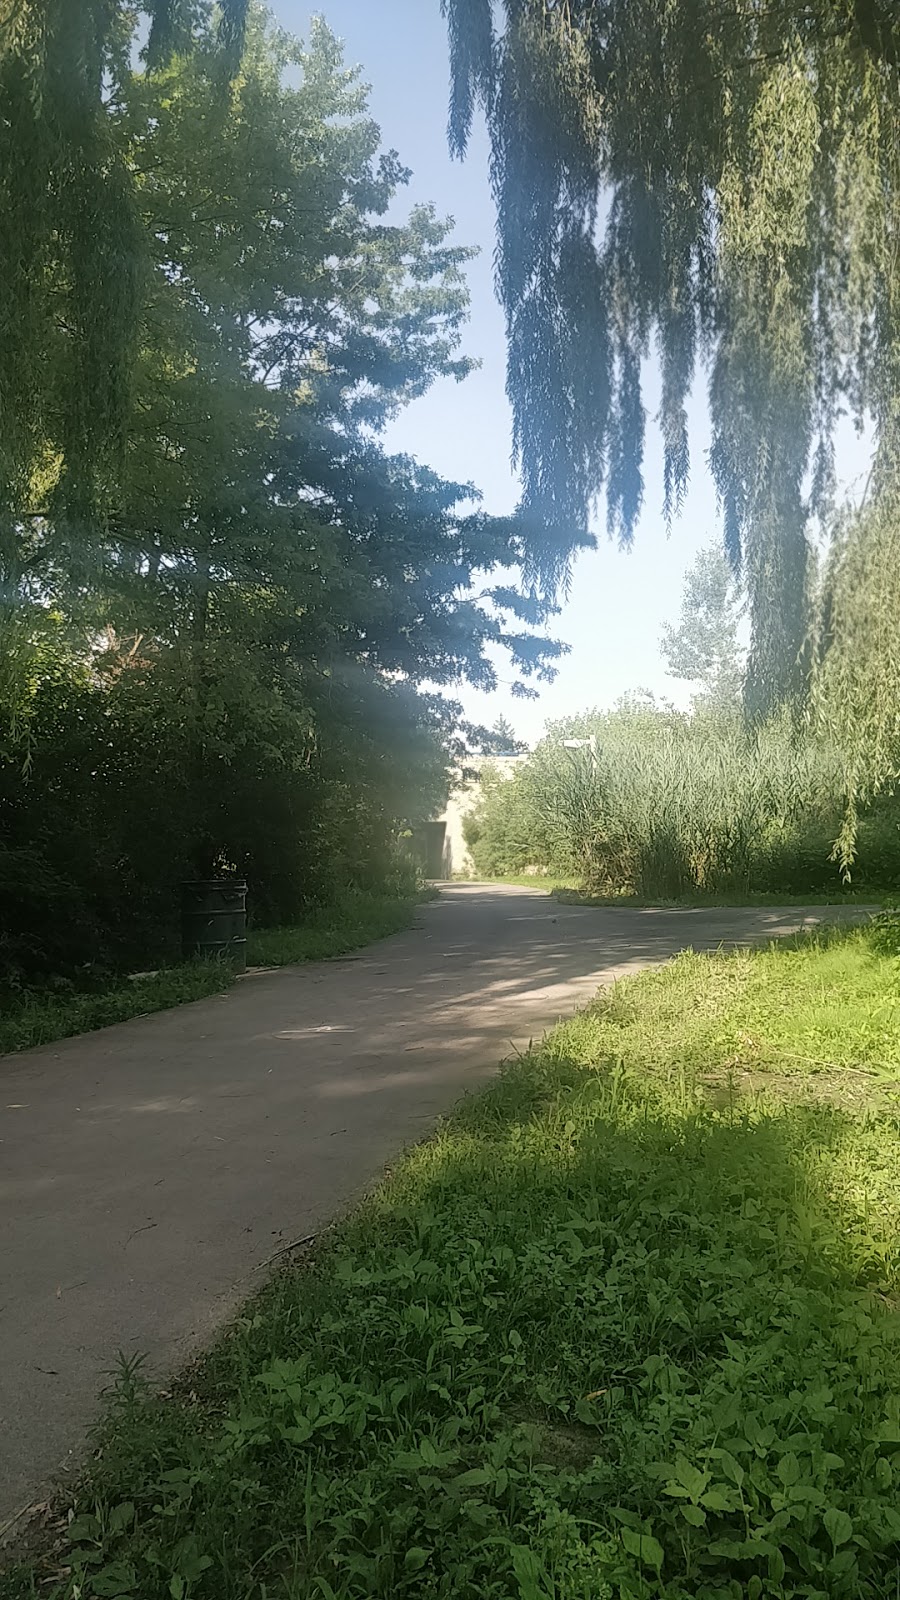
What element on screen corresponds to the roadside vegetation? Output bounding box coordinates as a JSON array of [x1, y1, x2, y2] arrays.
[[7, 914, 900, 1600], [0, 7, 558, 1016], [554, 888, 883, 910], [6, 6, 900, 1600], [464, 700, 900, 899], [0, 889, 426, 1056], [463, 547, 900, 903], [483, 880, 881, 910]]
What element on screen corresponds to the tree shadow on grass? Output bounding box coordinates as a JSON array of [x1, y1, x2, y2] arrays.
[[38, 1048, 900, 1600]]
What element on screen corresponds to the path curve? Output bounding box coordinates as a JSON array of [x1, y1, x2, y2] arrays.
[[0, 885, 870, 1524]]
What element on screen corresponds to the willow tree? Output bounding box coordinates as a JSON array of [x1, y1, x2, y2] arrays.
[[811, 493, 900, 869], [441, 0, 900, 711], [0, 0, 247, 517]]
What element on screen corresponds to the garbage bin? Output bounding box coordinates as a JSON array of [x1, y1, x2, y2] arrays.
[[181, 879, 247, 972]]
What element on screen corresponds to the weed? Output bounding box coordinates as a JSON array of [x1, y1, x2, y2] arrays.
[[0, 962, 231, 1056]]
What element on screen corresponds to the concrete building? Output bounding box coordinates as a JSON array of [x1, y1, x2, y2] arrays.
[[413, 754, 527, 879]]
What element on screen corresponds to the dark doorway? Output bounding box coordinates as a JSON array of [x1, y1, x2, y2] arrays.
[[408, 819, 448, 879]]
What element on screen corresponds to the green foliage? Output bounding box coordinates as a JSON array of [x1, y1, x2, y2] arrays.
[[465, 755, 559, 879], [11, 922, 900, 1598], [0, 961, 232, 1057], [0, 0, 248, 515], [0, 888, 423, 1056], [486, 715, 527, 756], [0, 626, 441, 981], [465, 702, 897, 897], [556, 923, 900, 1079], [812, 493, 900, 868], [245, 886, 425, 969], [0, 11, 559, 984], [441, 0, 900, 708]]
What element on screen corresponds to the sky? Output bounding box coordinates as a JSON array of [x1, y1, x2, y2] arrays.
[[276, 0, 874, 745]]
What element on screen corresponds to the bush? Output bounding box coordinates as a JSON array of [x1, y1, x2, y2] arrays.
[[466, 703, 883, 898], [0, 644, 442, 987]]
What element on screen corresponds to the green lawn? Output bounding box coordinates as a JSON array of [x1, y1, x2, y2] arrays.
[[557, 921, 900, 1081], [0, 890, 425, 1056], [7, 919, 900, 1599]]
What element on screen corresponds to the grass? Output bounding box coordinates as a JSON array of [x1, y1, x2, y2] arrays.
[[554, 887, 885, 909], [0, 890, 426, 1056], [472, 874, 580, 892], [246, 890, 425, 967], [7, 916, 900, 1597], [466, 705, 895, 903], [485, 877, 884, 908], [556, 919, 900, 1081]]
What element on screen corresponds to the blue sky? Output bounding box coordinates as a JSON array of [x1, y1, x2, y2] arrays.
[[278, 0, 873, 744]]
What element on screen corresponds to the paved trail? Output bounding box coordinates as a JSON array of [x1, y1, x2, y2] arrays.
[[0, 885, 870, 1524]]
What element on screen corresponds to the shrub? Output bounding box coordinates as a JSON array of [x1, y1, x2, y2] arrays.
[[467, 703, 877, 898]]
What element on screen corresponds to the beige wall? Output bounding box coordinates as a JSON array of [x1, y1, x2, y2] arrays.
[[432, 755, 527, 878]]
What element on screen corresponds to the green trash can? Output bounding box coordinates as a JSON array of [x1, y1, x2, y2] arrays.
[[181, 879, 247, 972]]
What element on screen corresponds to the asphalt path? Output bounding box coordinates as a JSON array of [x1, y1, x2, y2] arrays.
[[0, 884, 871, 1528]]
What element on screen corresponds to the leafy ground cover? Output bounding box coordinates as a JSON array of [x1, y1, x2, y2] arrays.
[[0, 891, 424, 1056], [6, 918, 900, 1599]]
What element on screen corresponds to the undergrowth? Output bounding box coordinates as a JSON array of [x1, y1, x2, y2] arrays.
[[6, 920, 900, 1598], [246, 891, 427, 968], [0, 890, 424, 1055], [466, 704, 900, 899]]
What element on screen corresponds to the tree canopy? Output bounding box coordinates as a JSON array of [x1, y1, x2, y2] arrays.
[[0, 7, 560, 980], [441, 0, 900, 708], [811, 490, 900, 869], [0, 0, 246, 517]]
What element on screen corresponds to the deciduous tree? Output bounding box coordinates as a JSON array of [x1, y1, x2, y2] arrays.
[[440, 0, 900, 708]]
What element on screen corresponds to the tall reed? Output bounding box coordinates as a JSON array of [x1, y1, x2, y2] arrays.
[[467, 704, 865, 896]]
